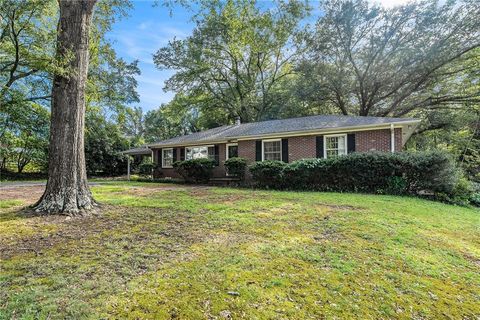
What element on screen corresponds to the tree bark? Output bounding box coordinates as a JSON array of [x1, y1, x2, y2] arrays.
[[34, 0, 97, 216]]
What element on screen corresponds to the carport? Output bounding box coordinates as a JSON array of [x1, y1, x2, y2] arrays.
[[121, 146, 153, 180]]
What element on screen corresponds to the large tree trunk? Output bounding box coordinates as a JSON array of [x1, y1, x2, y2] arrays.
[[34, 0, 97, 216]]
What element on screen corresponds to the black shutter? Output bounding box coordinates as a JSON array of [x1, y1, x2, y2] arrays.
[[180, 148, 185, 161], [347, 134, 356, 153], [158, 148, 163, 166], [316, 136, 324, 158], [173, 148, 177, 162], [255, 140, 262, 161], [214, 145, 219, 166], [281, 138, 288, 163]]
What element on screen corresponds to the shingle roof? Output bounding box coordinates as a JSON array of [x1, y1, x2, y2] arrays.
[[151, 125, 236, 146], [148, 114, 420, 147]]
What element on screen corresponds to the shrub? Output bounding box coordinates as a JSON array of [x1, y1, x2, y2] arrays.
[[248, 160, 286, 188], [173, 158, 215, 183], [470, 183, 480, 207], [224, 157, 247, 180], [401, 151, 458, 195], [470, 193, 480, 207], [138, 161, 155, 178], [251, 151, 472, 204]]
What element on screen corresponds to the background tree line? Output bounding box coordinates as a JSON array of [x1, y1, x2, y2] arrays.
[[1, 0, 479, 181]]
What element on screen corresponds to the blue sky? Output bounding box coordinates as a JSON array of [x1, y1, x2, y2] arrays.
[[107, 0, 410, 112], [107, 1, 195, 111]]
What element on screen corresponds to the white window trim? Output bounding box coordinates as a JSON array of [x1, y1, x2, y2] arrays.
[[324, 134, 347, 159], [226, 143, 238, 160], [184, 145, 215, 160], [162, 148, 174, 168], [262, 138, 282, 161]]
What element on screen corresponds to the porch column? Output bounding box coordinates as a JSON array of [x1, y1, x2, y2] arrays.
[[127, 155, 131, 181]]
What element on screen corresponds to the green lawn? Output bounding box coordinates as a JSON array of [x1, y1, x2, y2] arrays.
[[1, 182, 479, 319]]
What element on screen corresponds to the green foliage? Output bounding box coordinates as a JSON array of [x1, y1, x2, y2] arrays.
[[0, 0, 138, 178], [302, 0, 480, 117], [224, 157, 247, 179], [173, 158, 215, 183], [85, 112, 130, 176], [251, 152, 471, 204], [0, 102, 49, 173], [435, 177, 474, 206], [143, 97, 195, 143], [470, 185, 480, 206], [248, 160, 287, 188], [154, 0, 309, 123], [138, 160, 155, 178]]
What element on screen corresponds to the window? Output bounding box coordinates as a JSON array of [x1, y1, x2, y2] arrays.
[[262, 139, 281, 161], [226, 143, 238, 159], [162, 148, 173, 168], [324, 134, 347, 158], [185, 146, 215, 160]]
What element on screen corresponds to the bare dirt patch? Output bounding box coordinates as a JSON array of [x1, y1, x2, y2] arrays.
[[0, 185, 45, 204]]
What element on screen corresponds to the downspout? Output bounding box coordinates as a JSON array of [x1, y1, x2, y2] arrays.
[[390, 123, 395, 153]]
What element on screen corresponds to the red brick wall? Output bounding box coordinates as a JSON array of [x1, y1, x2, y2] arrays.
[[238, 140, 256, 164], [288, 136, 316, 161], [153, 128, 403, 179], [355, 128, 402, 152]]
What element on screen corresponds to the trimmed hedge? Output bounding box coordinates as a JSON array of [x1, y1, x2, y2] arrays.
[[249, 151, 471, 204], [173, 158, 215, 183], [224, 157, 247, 180], [249, 160, 286, 189]]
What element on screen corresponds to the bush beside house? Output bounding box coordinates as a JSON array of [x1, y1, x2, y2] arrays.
[[224, 157, 247, 180], [173, 158, 215, 183], [249, 151, 474, 205]]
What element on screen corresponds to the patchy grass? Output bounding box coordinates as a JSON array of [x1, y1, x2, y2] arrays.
[[1, 182, 479, 319]]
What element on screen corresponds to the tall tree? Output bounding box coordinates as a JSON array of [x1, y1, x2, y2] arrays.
[[34, 0, 97, 215], [301, 0, 480, 117], [154, 0, 308, 123]]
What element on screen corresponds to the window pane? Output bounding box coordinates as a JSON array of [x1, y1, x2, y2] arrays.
[[327, 149, 338, 158], [326, 137, 338, 149], [163, 149, 173, 167], [186, 146, 208, 160], [228, 145, 238, 158], [263, 141, 281, 161], [208, 146, 215, 159], [264, 152, 281, 161], [325, 136, 346, 158]]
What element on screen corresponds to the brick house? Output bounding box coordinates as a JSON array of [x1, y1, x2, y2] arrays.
[[123, 115, 420, 179]]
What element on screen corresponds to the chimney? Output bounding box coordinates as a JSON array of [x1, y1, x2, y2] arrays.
[[235, 117, 241, 126]]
